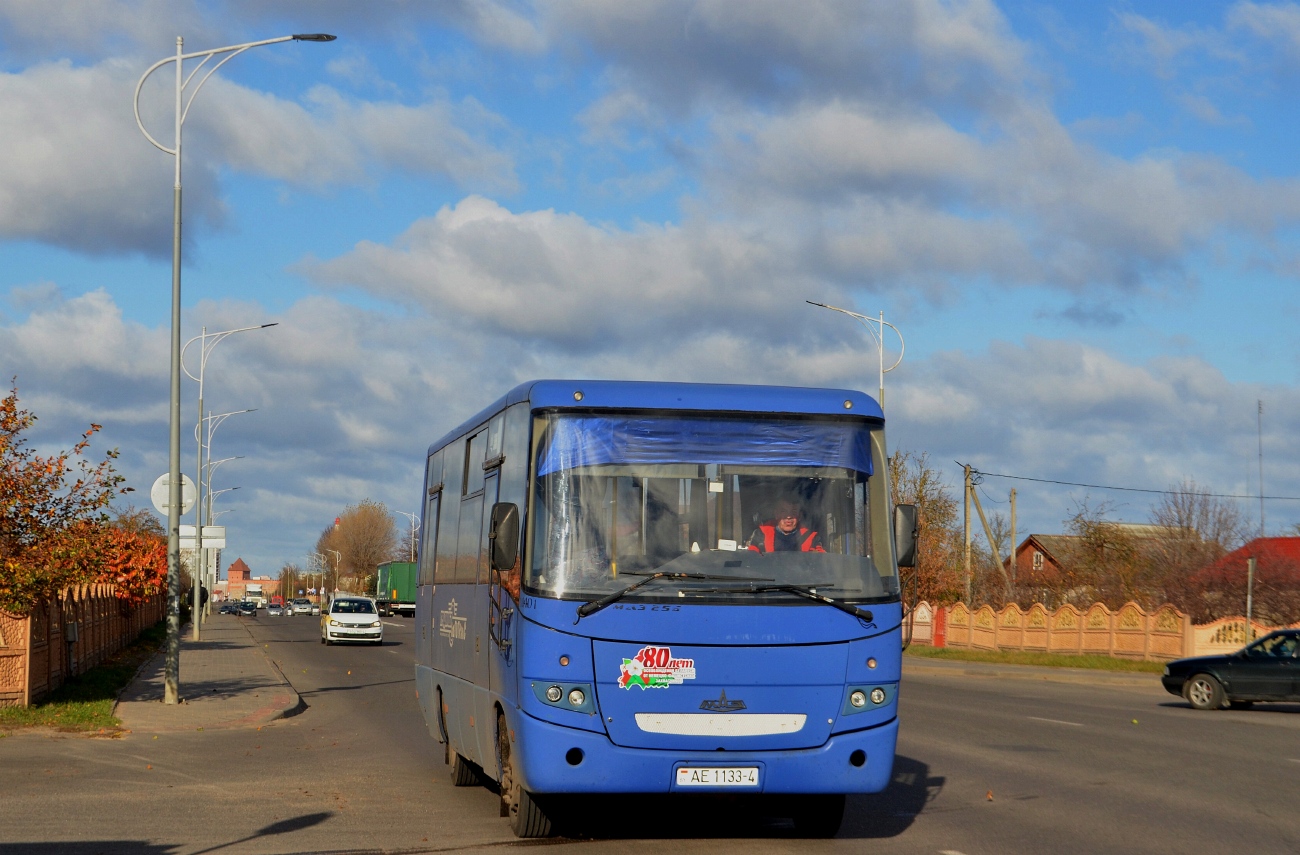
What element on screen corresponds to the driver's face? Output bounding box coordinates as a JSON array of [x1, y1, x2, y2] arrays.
[[774, 503, 799, 533]]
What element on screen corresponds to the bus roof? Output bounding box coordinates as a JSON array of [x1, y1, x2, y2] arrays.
[[427, 380, 883, 456]]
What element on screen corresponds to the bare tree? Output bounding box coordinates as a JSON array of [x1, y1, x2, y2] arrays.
[[890, 450, 964, 605], [332, 499, 398, 593], [1147, 479, 1244, 603], [1059, 499, 1152, 608]]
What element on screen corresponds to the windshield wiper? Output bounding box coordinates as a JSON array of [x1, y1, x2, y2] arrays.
[[689, 583, 875, 623], [575, 572, 773, 621]]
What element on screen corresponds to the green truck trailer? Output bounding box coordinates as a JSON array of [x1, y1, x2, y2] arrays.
[[375, 561, 417, 617]]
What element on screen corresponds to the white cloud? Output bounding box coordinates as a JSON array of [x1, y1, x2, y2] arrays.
[[0, 58, 515, 255]]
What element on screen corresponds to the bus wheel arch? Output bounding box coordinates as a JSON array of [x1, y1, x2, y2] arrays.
[[496, 708, 553, 837]]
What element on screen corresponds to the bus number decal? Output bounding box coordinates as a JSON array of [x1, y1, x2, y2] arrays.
[[618, 645, 696, 689]]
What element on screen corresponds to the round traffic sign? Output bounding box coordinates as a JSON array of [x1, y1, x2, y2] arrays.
[[151, 473, 197, 516]]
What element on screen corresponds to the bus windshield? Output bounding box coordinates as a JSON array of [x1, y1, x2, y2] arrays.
[[527, 411, 898, 605]]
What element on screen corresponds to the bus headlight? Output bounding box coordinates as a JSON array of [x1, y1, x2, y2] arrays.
[[850, 690, 867, 708], [870, 687, 886, 705], [546, 685, 563, 702], [568, 688, 586, 707]]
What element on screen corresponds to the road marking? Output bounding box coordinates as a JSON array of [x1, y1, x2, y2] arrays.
[[940, 850, 970, 855], [1027, 716, 1083, 727]]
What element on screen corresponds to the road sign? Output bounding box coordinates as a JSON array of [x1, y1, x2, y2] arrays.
[[179, 525, 225, 549], [151, 473, 196, 516]]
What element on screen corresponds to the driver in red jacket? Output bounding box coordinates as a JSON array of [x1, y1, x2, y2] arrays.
[[747, 499, 825, 553]]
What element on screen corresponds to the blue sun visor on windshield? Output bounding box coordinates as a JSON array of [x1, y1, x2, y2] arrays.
[[537, 415, 873, 476]]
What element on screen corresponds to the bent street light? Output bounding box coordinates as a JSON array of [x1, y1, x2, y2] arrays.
[[806, 301, 904, 409], [134, 33, 335, 705]]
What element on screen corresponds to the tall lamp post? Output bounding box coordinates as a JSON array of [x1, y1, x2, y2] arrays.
[[806, 301, 904, 408], [197, 454, 242, 620], [135, 32, 335, 705], [395, 511, 421, 563], [327, 549, 342, 594], [184, 323, 277, 625], [191, 409, 254, 639]]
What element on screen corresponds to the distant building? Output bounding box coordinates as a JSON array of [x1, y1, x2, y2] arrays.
[[1006, 524, 1187, 588], [224, 559, 273, 601]]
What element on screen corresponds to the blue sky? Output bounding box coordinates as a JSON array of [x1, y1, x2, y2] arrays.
[[3, 0, 1300, 577]]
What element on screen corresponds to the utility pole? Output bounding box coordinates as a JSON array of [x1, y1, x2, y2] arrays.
[[1246, 556, 1256, 643], [963, 464, 972, 606], [1009, 488, 1017, 586], [1258, 400, 1265, 539]]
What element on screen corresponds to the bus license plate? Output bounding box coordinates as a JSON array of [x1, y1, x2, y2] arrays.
[[676, 766, 759, 787]]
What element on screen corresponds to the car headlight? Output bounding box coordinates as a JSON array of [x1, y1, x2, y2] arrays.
[[371, 621, 382, 628], [329, 619, 341, 627], [1163, 666, 1170, 676]]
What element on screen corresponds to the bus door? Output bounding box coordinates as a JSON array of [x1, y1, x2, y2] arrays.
[[484, 471, 518, 700], [471, 468, 502, 769]]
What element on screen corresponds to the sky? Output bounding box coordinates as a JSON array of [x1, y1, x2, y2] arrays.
[[3, 0, 1300, 579]]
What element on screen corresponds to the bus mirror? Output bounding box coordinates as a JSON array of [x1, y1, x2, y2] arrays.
[[489, 502, 520, 571], [894, 504, 918, 568]]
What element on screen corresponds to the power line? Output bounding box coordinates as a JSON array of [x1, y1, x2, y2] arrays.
[[968, 468, 1300, 502]]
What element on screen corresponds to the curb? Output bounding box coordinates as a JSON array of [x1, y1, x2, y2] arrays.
[[903, 656, 1163, 688]]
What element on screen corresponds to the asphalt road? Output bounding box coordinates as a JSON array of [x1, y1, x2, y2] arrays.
[[1, 614, 1298, 855]]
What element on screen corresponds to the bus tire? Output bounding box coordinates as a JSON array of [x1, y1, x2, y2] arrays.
[[790, 794, 845, 838], [450, 752, 479, 786], [511, 787, 553, 838], [498, 711, 553, 838]]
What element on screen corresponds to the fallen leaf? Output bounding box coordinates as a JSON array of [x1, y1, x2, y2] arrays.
[[986, 790, 993, 801], [1131, 719, 1138, 725]]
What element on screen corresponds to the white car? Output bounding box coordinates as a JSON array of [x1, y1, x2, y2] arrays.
[[321, 596, 383, 645], [292, 598, 313, 615]]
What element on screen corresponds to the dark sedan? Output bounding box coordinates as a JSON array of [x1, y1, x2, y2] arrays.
[[1162, 629, 1300, 710]]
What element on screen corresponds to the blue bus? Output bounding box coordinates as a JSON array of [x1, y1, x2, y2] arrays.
[[414, 380, 917, 837]]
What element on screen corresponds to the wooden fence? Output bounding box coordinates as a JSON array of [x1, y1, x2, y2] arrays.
[[908, 601, 1300, 661], [0, 585, 165, 707]]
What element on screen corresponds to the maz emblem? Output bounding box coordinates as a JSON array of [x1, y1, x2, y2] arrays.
[[438, 598, 468, 647], [699, 689, 746, 712]]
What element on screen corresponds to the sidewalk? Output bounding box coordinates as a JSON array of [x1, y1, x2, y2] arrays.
[[902, 652, 1164, 689], [113, 613, 302, 734]]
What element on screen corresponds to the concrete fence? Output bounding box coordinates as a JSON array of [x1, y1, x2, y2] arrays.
[[0, 585, 165, 707], [907, 601, 1300, 661]]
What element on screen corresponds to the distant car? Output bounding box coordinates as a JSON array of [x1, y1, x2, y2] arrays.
[[321, 596, 383, 646], [1162, 629, 1300, 710], [218, 603, 238, 615], [267, 604, 283, 616], [292, 598, 313, 615], [310, 603, 321, 616], [237, 601, 256, 616]]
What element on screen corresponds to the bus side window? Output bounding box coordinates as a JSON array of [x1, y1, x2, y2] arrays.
[[435, 440, 465, 583], [420, 492, 441, 585], [419, 450, 444, 586]]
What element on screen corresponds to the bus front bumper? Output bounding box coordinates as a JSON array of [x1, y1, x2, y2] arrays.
[[511, 711, 898, 794]]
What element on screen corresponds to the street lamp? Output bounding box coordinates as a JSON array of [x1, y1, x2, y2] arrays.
[[184, 322, 277, 619], [196, 454, 241, 620], [135, 32, 335, 705], [394, 511, 421, 563], [806, 301, 904, 408], [327, 549, 342, 594], [190, 409, 254, 639]]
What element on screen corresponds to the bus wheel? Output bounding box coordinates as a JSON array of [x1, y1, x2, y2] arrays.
[[497, 711, 553, 838], [789, 794, 845, 838], [450, 752, 479, 787]]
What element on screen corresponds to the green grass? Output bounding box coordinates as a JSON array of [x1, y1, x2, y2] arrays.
[[904, 644, 1166, 673], [0, 620, 167, 733]]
